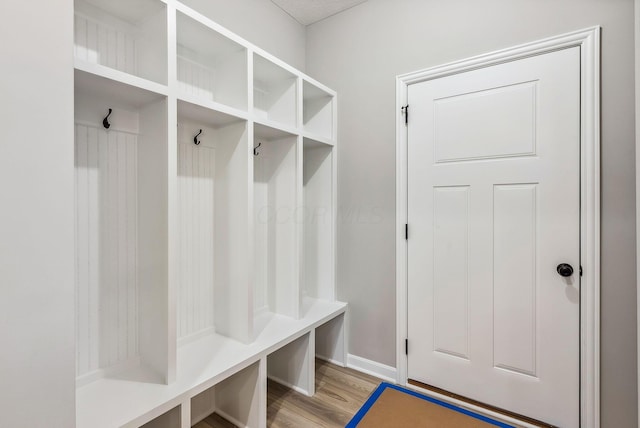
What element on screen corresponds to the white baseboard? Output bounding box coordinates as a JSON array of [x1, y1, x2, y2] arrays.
[[347, 354, 397, 383]]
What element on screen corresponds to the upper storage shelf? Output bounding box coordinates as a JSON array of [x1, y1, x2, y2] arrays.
[[303, 81, 335, 141], [253, 54, 298, 130], [74, 0, 168, 85], [177, 12, 248, 111]]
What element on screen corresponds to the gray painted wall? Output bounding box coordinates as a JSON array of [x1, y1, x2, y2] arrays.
[[0, 0, 75, 425], [180, 0, 306, 71], [306, 0, 637, 426]]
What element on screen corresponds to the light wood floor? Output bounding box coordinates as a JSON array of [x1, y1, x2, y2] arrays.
[[194, 359, 382, 428]]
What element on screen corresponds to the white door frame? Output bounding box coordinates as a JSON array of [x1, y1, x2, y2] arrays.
[[635, 2, 640, 427], [396, 27, 601, 427]]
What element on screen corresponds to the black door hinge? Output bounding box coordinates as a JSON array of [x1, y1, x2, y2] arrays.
[[405, 224, 408, 240], [405, 339, 409, 355], [580, 266, 583, 276], [401, 105, 409, 125]]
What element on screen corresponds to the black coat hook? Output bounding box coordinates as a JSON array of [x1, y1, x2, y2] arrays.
[[194, 129, 202, 145], [254, 142, 261, 156], [103, 108, 112, 129]]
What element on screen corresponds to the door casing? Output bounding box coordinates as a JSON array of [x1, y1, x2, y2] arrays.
[[395, 27, 601, 428]]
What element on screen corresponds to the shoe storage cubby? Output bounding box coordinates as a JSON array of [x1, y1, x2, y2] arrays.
[[316, 313, 347, 366], [267, 333, 315, 396], [74, 2, 342, 427], [190, 361, 262, 428], [74, 0, 167, 85]]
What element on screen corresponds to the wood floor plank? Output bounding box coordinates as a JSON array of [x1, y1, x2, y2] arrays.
[[266, 360, 381, 428], [310, 379, 370, 414], [316, 360, 380, 385], [316, 364, 379, 399], [268, 380, 351, 427]]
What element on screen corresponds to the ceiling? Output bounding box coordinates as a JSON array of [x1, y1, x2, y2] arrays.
[[270, 0, 368, 25]]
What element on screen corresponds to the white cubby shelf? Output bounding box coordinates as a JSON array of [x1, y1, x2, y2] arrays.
[[77, 300, 346, 428], [74, 0, 168, 85], [74, 1, 340, 427], [176, 11, 248, 111], [303, 80, 335, 141], [253, 54, 298, 130]]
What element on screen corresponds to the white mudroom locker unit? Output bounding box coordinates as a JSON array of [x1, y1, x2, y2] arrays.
[[71, 0, 344, 426]]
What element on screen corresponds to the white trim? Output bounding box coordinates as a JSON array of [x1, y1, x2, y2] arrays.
[[180, 398, 192, 428], [635, 2, 640, 427], [347, 354, 397, 383], [395, 27, 601, 428]]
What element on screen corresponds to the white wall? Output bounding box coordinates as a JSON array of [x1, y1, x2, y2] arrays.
[[180, 0, 306, 71], [306, 0, 637, 426], [0, 0, 75, 426]]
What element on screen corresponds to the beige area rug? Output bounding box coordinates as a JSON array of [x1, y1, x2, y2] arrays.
[[347, 383, 515, 428]]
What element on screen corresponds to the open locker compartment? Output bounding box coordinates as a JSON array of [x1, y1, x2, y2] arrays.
[[303, 81, 334, 140], [301, 139, 336, 316], [176, 11, 248, 111], [177, 100, 252, 346], [74, 0, 167, 84], [253, 123, 299, 338], [253, 54, 298, 129], [74, 70, 170, 386], [191, 361, 264, 428]]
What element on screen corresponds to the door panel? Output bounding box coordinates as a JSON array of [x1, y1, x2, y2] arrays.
[[432, 186, 470, 359], [493, 184, 537, 376], [407, 47, 580, 427]]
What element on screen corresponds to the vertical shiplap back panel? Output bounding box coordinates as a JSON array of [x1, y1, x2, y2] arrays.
[[253, 154, 268, 314], [74, 13, 136, 76], [177, 56, 216, 101], [75, 123, 138, 378], [177, 142, 215, 339]]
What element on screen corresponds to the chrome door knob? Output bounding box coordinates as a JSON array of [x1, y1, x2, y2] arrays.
[[557, 263, 574, 277]]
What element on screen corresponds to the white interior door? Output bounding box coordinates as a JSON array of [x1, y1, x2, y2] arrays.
[[407, 47, 580, 427]]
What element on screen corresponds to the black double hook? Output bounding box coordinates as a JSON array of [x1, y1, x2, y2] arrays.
[[103, 108, 112, 129], [254, 142, 261, 156], [194, 129, 202, 145]]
